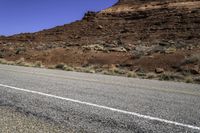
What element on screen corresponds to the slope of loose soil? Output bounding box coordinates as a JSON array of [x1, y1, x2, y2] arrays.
[[0, 0, 200, 82]]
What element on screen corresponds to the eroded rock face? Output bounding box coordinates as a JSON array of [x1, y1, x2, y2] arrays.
[[1, 0, 199, 47], [118, 0, 156, 4], [118, 0, 197, 4], [0, 0, 200, 71], [0, 0, 199, 82]]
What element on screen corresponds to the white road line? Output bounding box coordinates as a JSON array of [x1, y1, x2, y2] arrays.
[[0, 83, 199, 131]]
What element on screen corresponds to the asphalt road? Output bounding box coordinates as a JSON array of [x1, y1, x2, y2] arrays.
[[0, 64, 199, 133]]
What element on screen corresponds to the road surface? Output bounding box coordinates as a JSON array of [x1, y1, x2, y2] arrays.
[[0, 64, 199, 133]]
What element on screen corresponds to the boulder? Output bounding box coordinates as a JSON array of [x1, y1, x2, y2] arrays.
[[107, 47, 127, 52], [151, 45, 166, 53], [97, 25, 103, 29], [82, 44, 105, 51], [165, 47, 177, 54], [159, 41, 171, 47], [155, 68, 165, 73]]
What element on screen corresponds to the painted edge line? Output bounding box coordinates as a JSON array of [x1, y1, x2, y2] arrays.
[[0, 83, 199, 131]]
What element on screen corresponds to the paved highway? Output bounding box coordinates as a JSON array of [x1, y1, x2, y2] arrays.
[[0, 64, 199, 133]]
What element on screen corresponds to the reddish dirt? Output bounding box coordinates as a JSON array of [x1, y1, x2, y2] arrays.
[[0, 0, 200, 75]]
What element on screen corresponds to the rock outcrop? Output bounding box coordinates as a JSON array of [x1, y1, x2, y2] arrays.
[[0, 0, 200, 80], [1, 0, 200, 48]]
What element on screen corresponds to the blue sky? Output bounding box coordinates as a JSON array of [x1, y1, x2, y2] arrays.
[[0, 0, 117, 36]]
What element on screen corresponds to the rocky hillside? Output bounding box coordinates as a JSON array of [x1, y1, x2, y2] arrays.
[[0, 0, 200, 82]]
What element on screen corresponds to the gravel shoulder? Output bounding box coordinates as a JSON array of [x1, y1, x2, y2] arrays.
[[0, 106, 70, 133]]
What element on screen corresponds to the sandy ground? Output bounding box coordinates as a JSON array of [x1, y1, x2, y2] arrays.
[[0, 106, 70, 133]]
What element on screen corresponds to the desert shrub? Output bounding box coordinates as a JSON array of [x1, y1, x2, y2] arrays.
[[47, 65, 55, 69], [0, 59, 7, 64], [55, 63, 65, 69], [146, 73, 157, 79], [75, 66, 96, 73], [0, 59, 15, 65], [34, 61, 43, 67], [102, 70, 113, 75], [194, 76, 200, 83], [64, 65, 74, 71], [113, 69, 126, 75], [127, 71, 137, 78], [15, 58, 25, 65], [137, 72, 146, 77], [184, 76, 194, 83], [15, 47, 26, 55], [159, 72, 184, 81], [184, 54, 200, 64], [0, 51, 3, 58], [159, 72, 176, 81], [83, 68, 95, 73], [7, 61, 15, 65]]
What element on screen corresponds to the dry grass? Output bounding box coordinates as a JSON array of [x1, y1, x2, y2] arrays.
[[55, 63, 65, 69], [0, 59, 16, 65], [184, 76, 194, 83], [33, 61, 43, 67], [0, 58, 43, 68], [145, 73, 157, 79], [184, 54, 200, 64], [127, 71, 137, 78], [64, 65, 75, 71], [159, 72, 184, 81], [0, 58, 198, 84], [75, 67, 95, 73], [194, 76, 200, 83], [159, 72, 172, 81]]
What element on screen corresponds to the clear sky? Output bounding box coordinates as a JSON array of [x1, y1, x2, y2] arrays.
[[0, 0, 117, 36]]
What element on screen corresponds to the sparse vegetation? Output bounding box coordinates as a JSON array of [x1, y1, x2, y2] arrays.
[[0, 0, 200, 85], [15, 47, 26, 55], [194, 76, 200, 83], [127, 71, 137, 78], [0, 58, 42, 68], [159, 72, 184, 81], [15, 58, 25, 65], [0, 51, 3, 58], [55, 63, 65, 70], [64, 65, 74, 71], [184, 76, 194, 83], [159, 72, 177, 81], [0, 59, 15, 65], [80, 67, 95, 73], [146, 73, 157, 79], [113, 68, 126, 75], [0, 58, 199, 84], [184, 54, 200, 64], [137, 72, 146, 77], [34, 61, 43, 68], [102, 70, 113, 75]]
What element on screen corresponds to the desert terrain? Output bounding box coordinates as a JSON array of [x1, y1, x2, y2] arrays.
[[0, 0, 200, 83]]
